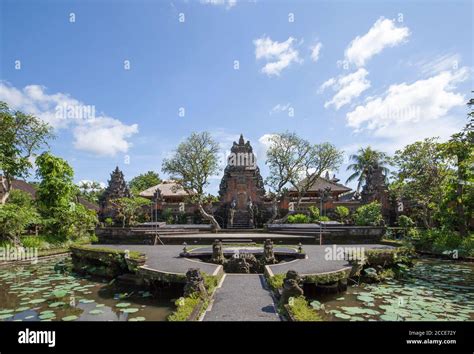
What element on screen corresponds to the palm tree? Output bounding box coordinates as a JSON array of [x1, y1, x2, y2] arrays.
[[346, 146, 390, 191]]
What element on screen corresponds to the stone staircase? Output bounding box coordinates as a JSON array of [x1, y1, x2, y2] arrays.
[[227, 210, 254, 229]]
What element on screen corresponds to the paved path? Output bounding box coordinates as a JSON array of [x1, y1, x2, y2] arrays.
[[203, 274, 280, 321]]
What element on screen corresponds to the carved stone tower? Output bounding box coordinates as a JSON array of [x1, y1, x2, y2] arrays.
[[218, 134, 265, 228], [99, 166, 131, 221]]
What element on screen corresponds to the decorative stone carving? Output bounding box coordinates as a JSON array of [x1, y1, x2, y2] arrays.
[[225, 253, 259, 273], [361, 163, 390, 219], [280, 270, 304, 304], [99, 166, 131, 221], [218, 134, 266, 228], [211, 239, 225, 264], [183, 268, 207, 298], [263, 239, 277, 264]]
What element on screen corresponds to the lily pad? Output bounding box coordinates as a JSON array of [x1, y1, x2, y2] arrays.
[[61, 315, 78, 321], [89, 309, 104, 315], [116, 302, 131, 308], [49, 302, 66, 308], [121, 308, 139, 313], [129, 316, 146, 321]]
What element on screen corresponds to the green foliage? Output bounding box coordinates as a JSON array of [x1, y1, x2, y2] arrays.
[[411, 228, 474, 257], [42, 203, 97, 240], [7, 189, 34, 208], [267, 274, 285, 291], [308, 206, 320, 221], [162, 131, 221, 230], [346, 146, 390, 191], [167, 294, 201, 321], [354, 202, 383, 226], [35, 152, 76, 213], [398, 215, 415, 228], [128, 171, 161, 195], [110, 197, 152, 227], [392, 138, 449, 228], [77, 181, 104, 204], [287, 296, 321, 321], [334, 206, 349, 223], [287, 213, 310, 223], [0, 203, 39, 245], [104, 217, 114, 227], [0, 101, 53, 204], [319, 216, 330, 222]]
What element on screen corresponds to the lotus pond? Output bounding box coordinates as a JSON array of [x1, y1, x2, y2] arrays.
[[0, 256, 175, 322], [310, 259, 474, 321]]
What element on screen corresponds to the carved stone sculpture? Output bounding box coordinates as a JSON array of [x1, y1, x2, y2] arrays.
[[280, 270, 304, 304], [183, 268, 208, 298], [211, 239, 225, 264], [263, 239, 277, 264]]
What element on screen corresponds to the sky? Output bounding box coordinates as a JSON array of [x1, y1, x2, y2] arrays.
[[0, 0, 472, 194]]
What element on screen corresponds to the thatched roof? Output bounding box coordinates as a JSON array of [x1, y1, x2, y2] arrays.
[[289, 176, 351, 194], [139, 180, 191, 198]]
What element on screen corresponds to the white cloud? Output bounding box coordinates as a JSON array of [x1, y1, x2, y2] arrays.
[[344, 17, 410, 67], [200, 0, 237, 9], [310, 42, 322, 62], [346, 67, 469, 150], [415, 53, 462, 76], [270, 103, 291, 115], [253, 36, 302, 76], [73, 117, 138, 157], [320, 68, 371, 110], [0, 82, 139, 157]]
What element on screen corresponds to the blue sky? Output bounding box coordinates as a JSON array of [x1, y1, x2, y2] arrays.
[[1, 0, 472, 194]]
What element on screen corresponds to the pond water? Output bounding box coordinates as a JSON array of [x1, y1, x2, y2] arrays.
[[310, 259, 474, 321], [0, 256, 175, 322]]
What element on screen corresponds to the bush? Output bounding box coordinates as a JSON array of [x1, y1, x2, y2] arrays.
[[287, 296, 321, 321], [412, 228, 474, 257], [319, 216, 330, 222], [7, 189, 34, 208], [20, 235, 45, 248], [308, 206, 320, 222], [354, 202, 383, 226], [334, 206, 349, 223], [104, 217, 114, 227], [0, 204, 39, 245], [398, 215, 415, 228], [287, 214, 310, 224]]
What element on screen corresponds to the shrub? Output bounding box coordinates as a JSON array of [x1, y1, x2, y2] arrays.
[[104, 217, 114, 227], [20, 235, 45, 248], [287, 296, 321, 321], [398, 215, 415, 228], [334, 206, 349, 223], [308, 206, 320, 222], [0, 204, 39, 245], [287, 214, 310, 224], [412, 228, 474, 257], [267, 274, 285, 291], [7, 189, 34, 208], [354, 202, 383, 226], [319, 216, 330, 222]]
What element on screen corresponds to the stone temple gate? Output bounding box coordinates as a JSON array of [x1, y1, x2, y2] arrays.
[[218, 134, 266, 228]]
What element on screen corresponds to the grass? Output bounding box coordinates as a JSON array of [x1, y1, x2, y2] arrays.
[[167, 295, 202, 321], [267, 274, 285, 291], [287, 296, 321, 321]]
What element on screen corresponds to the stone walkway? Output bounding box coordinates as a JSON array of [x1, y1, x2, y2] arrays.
[[203, 274, 281, 321]]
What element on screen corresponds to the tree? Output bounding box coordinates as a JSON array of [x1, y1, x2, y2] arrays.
[[335, 206, 350, 223], [110, 197, 151, 228], [265, 132, 343, 218], [35, 152, 97, 239], [162, 132, 221, 230], [346, 146, 390, 191], [77, 180, 105, 204], [438, 99, 474, 236], [35, 152, 76, 214], [128, 171, 161, 195], [0, 101, 54, 204], [392, 138, 449, 228]]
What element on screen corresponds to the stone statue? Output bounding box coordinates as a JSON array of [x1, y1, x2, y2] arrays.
[[263, 239, 277, 264], [229, 199, 236, 227], [247, 196, 254, 226], [225, 253, 259, 273], [280, 270, 304, 305], [211, 239, 225, 264], [183, 268, 208, 298]]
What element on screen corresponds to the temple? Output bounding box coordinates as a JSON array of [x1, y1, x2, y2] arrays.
[[98, 135, 390, 228], [217, 134, 267, 228]]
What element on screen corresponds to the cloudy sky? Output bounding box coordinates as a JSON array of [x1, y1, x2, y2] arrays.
[[1, 0, 472, 194]]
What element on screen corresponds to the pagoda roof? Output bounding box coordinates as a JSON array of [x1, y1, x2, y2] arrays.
[[289, 176, 351, 194]]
